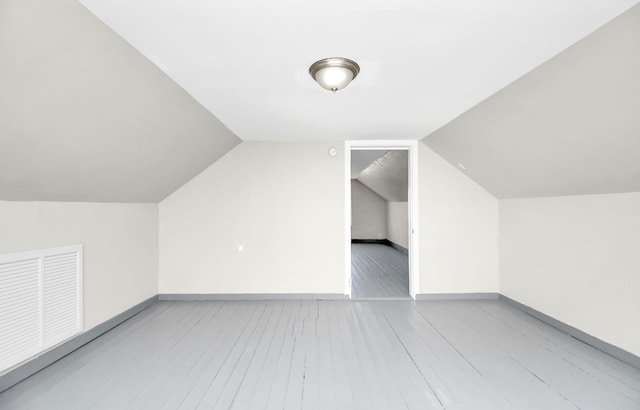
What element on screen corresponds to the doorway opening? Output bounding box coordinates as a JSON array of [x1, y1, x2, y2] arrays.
[[345, 141, 419, 300]]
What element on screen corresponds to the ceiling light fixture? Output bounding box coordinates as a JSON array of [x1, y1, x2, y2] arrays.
[[309, 57, 360, 93]]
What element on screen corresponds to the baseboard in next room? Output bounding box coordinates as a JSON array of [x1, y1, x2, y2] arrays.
[[351, 239, 408, 255]]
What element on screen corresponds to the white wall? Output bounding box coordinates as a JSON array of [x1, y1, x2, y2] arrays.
[[0, 201, 158, 330], [159, 142, 345, 294], [386, 202, 408, 249], [419, 144, 500, 294], [500, 192, 640, 356], [351, 180, 386, 240], [160, 141, 499, 296]]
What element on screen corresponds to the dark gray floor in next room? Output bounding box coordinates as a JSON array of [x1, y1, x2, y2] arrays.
[[351, 243, 409, 299], [1, 300, 639, 409]]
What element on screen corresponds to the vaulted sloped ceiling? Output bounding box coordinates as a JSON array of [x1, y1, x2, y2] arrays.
[[351, 150, 387, 179], [3, 1, 639, 203], [352, 151, 408, 202], [423, 4, 640, 198], [0, 0, 241, 202], [79, 0, 637, 142]]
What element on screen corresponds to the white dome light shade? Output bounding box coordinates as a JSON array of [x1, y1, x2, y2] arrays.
[[309, 57, 360, 93], [314, 66, 354, 92]]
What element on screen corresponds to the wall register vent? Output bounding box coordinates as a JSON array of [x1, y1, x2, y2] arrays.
[[0, 245, 83, 374]]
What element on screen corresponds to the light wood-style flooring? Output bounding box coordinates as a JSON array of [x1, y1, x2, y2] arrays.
[[1, 299, 639, 409]]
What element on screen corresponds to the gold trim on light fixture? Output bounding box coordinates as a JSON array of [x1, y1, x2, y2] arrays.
[[309, 57, 360, 92]]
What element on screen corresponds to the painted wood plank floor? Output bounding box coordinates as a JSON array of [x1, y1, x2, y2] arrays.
[[1, 300, 639, 410], [351, 243, 409, 299]]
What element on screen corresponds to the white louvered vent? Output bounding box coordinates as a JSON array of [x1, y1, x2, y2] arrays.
[[43, 252, 81, 345], [0, 258, 41, 372], [0, 246, 82, 374]]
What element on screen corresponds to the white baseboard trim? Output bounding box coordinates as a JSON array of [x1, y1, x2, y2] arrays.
[[0, 295, 158, 394], [499, 294, 640, 371], [158, 293, 349, 301], [415, 292, 500, 301]]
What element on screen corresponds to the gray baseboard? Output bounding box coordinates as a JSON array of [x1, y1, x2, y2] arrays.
[[415, 292, 500, 301], [158, 293, 349, 301], [0, 295, 158, 394], [500, 294, 640, 371]]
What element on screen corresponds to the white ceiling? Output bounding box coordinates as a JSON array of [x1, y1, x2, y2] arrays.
[[351, 150, 387, 179], [423, 4, 640, 198], [79, 0, 638, 142], [0, 0, 240, 202], [357, 151, 408, 202]]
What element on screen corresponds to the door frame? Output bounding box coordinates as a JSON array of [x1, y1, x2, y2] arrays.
[[344, 140, 419, 299]]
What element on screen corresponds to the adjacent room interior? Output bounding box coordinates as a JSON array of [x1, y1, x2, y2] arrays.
[[350, 149, 410, 300], [1, 0, 639, 408]]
